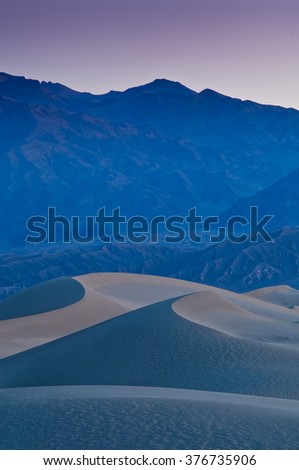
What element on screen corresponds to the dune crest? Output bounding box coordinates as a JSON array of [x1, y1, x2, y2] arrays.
[[0, 273, 202, 359], [246, 285, 299, 308], [172, 290, 299, 346], [1, 273, 299, 359]]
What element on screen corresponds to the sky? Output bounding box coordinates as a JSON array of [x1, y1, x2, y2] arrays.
[[0, 0, 298, 108]]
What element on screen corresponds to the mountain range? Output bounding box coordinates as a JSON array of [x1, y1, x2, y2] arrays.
[[1, 72, 299, 247], [0, 72, 298, 295], [0, 226, 298, 299], [221, 166, 299, 228]]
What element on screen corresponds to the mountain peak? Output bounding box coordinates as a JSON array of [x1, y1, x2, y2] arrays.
[[124, 78, 197, 96], [0, 72, 83, 104], [198, 88, 233, 100], [0, 72, 32, 85]]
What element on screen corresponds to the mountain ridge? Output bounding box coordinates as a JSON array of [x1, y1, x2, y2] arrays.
[[1, 72, 299, 247], [0, 72, 298, 295], [220, 167, 299, 228], [1, 72, 298, 110]]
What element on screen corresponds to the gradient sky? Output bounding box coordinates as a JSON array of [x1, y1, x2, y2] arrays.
[[1, 0, 299, 108]]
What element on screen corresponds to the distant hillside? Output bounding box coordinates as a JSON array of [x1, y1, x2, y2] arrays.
[[220, 166, 299, 228], [0, 226, 298, 298], [1, 73, 299, 247]]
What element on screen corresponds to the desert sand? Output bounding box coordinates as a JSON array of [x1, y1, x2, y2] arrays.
[[1, 274, 299, 450], [1, 273, 299, 358], [0, 273, 201, 358], [246, 284, 299, 308], [172, 290, 299, 348], [1, 385, 299, 449]]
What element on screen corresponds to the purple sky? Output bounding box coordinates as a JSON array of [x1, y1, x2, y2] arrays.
[[1, 0, 299, 108]]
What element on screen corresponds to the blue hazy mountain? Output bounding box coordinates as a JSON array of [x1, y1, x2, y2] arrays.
[[221, 167, 299, 229], [1, 226, 298, 299], [1, 72, 299, 247]]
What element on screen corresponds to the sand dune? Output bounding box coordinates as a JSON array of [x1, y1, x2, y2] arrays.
[[0, 277, 84, 320], [1, 273, 299, 359], [1, 295, 299, 399], [0, 286, 133, 359], [246, 285, 299, 308], [172, 291, 272, 336], [0, 273, 202, 359], [1, 273, 299, 450], [75, 272, 203, 308], [76, 273, 299, 325], [172, 290, 299, 348]]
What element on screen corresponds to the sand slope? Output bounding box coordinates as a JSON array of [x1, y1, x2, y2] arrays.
[[1, 273, 299, 450], [0, 277, 84, 320], [0, 274, 201, 359], [1, 273, 299, 359], [246, 285, 299, 308], [172, 290, 299, 347], [1, 297, 299, 400], [0, 385, 299, 450]]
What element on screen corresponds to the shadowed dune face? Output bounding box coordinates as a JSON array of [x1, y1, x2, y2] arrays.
[[1, 296, 299, 400], [0, 273, 204, 359], [0, 277, 84, 320], [0, 273, 299, 361]]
